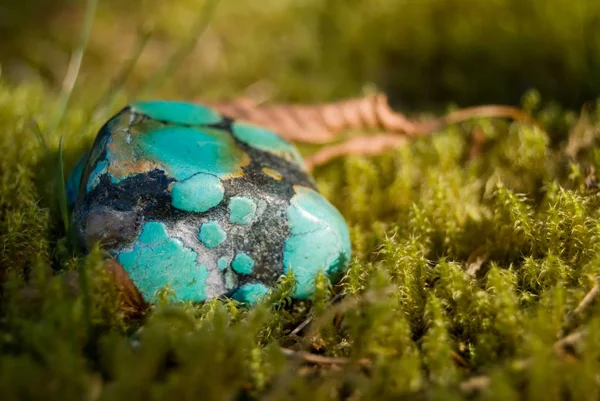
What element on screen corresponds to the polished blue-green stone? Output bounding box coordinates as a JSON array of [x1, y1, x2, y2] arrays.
[[171, 173, 224, 213], [131, 101, 221, 126], [68, 100, 351, 304], [232, 283, 271, 304], [284, 186, 351, 298], [231, 252, 255, 275], [118, 221, 209, 301], [228, 196, 257, 225], [198, 221, 227, 248]]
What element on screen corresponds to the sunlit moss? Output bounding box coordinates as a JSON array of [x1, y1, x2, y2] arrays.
[[2, 79, 600, 399]]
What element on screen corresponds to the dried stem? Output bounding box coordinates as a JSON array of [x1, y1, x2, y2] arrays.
[[49, 0, 98, 133], [280, 348, 352, 365], [289, 294, 343, 336], [573, 282, 599, 316]]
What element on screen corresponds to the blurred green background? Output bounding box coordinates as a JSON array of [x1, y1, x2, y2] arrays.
[[1, 0, 599, 108]]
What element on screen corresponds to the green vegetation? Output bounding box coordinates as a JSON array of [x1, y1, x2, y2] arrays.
[[2, 0, 600, 399], [2, 81, 600, 400], [3, 0, 600, 107]]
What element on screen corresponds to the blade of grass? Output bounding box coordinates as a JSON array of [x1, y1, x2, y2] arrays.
[[79, 253, 94, 340], [90, 26, 154, 122], [27, 119, 49, 152], [56, 137, 69, 234], [48, 0, 98, 133], [137, 0, 220, 97]]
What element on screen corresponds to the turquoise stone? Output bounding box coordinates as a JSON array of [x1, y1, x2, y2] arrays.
[[133, 126, 248, 180], [118, 222, 209, 301], [86, 160, 108, 192], [171, 173, 224, 213], [217, 257, 229, 271], [232, 283, 270, 304], [198, 221, 227, 248], [228, 196, 257, 225], [231, 252, 255, 274], [131, 101, 221, 126], [232, 122, 305, 167], [68, 100, 351, 305], [283, 186, 351, 298]]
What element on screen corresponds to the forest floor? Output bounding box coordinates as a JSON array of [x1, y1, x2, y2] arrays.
[[2, 1, 600, 400]]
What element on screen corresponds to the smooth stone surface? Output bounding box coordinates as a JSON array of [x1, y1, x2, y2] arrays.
[[135, 126, 249, 180], [86, 160, 108, 192], [217, 257, 229, 271], [171, 173, 224, 213], [228, 196, 257, 225], [231, 252, 255, 275], [198, 221, 227, 248], [118, 222, 209, 301], [232, 283, 270, 304], [131, 101, 222, 126], [68, 100, 351, 304], [232, 122, 305, 167], [283, 186, 352, 298]]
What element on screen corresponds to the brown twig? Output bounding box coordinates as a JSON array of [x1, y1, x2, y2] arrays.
[[465, 247, 490, 277], [553, 329, 588, 357], [280, 348, 356, 366], [304, 287, 396, 345], [565, 104, 597, 158], [561, 280, 598, 336], [451, 351, 470, 368], [460, 328, 589, 393], [459, 376, 491, 393], [289, 293, 344, 336], [573, 282, 599, 316]]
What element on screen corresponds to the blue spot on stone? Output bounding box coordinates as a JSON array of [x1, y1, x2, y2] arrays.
[[231, 253, 255, 274], [136, 126, 248, 180], [232, 283, 270, 304], [86, 160, 108, 192], [283, 186, 351, 299], [217, 257, 229, 271], [171, 173, 224, 212], [198, 221, 227, 248], [231, 122, 305, 168], [228, 196, 257, 225], [118, 221, 209, 302], [66, 153, 87, 207], [131, 101, 221, 126]]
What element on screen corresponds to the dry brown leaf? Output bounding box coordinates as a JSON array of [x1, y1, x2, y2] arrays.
[[304, 134, 407, 171], [203, 93, 539, 169], [204, 94, 418, 143], [204, 93, 537, 143], [105, 257, 148, 316]]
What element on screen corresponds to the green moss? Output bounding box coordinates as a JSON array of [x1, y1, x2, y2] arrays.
[[4, 24, 600, 399]]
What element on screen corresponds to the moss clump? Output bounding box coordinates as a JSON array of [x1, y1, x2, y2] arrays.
[[1, 78, 600, 400]]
